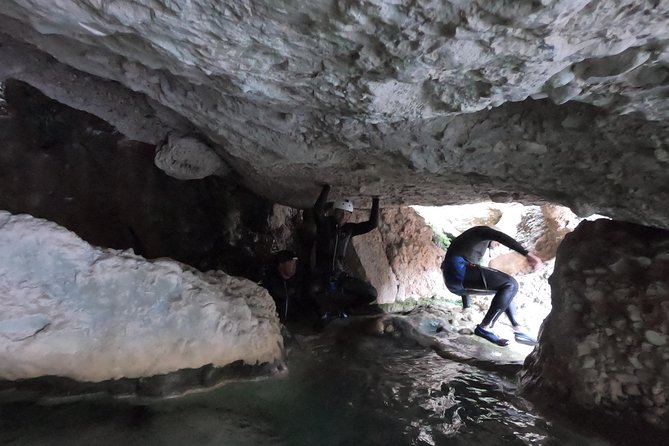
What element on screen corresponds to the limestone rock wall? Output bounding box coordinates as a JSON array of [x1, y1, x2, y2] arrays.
[[521, 219, 669, 428], [0, 211, 283, 382], [0, 2, 667, 228], [353, 207, 448, 303], [383, 207, 448, 302]]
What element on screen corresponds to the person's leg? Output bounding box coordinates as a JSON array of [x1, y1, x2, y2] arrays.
[[505, 301, 519, 327], [464, 266, 518, 327], [463, 265, 517, 346], [464, 266, 536, 345], [461, 294, 471, 309], [504, 300, 537, 345]]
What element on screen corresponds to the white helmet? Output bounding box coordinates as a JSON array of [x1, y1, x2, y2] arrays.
[[333, 199, 354, 213]]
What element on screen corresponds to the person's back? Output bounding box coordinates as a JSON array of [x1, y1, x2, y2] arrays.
[[446, 226, 528, 264]]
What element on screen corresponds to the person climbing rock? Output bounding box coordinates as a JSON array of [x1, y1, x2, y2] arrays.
[[441, 226, 543, 346], [310, 184, 380, 319]]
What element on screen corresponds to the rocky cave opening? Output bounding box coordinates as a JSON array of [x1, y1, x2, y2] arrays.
[[1, 1, 669, 445]]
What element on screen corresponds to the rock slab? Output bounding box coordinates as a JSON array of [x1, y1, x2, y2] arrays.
[[0, 211, 283, 383]]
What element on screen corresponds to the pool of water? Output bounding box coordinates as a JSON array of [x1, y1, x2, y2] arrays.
[[0, 327, 647, 446]]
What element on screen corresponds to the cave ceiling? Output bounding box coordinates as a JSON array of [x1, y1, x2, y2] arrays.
[[1, 1, 668, 228]]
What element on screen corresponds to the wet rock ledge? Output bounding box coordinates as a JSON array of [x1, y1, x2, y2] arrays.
[[0, 360, 284, 401], [521, 219, 669, 428]]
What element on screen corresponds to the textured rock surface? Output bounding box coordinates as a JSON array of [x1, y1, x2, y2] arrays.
[[0, 80, 279, 279], [521, 219, 669, 428], [0, 1, 668, 227], [367, 207, 449, 302], [0, 211, 283, 382], [154, 133, 229, 180]]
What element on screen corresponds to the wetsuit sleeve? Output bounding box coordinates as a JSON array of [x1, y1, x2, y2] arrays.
[[350, 197, 379, 236], [313, 184, 330, 224], [476, 226, 529, 256]]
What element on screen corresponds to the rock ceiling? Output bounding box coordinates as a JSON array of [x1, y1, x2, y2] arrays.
[[1, 1, 668, 227]]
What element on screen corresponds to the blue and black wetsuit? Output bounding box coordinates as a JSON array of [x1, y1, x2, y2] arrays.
[[442, 226, 529, 327], [312, 185, 379, 310]]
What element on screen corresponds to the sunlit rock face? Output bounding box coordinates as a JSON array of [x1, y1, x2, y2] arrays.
[[0, 1, 668, 227], [0, 211, 283, 383], [521, 219, 669, 428], [353, 207, 449, 303]]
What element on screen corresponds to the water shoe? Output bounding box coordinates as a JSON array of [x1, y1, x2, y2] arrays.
[[514, 331, 537, 346], [474, 325, 509, 347]]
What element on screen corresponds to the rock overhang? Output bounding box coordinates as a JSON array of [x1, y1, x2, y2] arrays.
[[0, 0, 668, 227]]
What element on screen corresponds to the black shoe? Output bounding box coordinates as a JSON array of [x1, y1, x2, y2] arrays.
[[474, 325, 509, 347]]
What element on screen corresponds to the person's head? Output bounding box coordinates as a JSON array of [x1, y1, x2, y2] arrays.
[[275, 250, 298, 279], [332, 199, 354, 224]]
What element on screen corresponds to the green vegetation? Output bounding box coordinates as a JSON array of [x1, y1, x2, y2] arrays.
[[380, 295, 461, 313], [430, 226, 453, 251]]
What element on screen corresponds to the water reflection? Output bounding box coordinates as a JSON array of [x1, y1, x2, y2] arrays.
[[0, 330, 625, 446]]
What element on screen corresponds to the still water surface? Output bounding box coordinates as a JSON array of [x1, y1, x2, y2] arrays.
[[0, 330, 645, 445]]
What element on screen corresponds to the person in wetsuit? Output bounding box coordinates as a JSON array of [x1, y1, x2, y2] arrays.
[[442, 226, 543, 346], [311, 184, 380, 318], [261, 250, 301, 322]]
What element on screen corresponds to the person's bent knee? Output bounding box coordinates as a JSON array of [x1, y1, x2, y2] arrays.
[[504, 277, 519, 295]]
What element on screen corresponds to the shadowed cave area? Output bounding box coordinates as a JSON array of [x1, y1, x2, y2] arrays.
[[1, 1, 669, 445]]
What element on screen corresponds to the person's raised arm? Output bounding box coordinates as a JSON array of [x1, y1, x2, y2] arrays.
[[475, 226, 528, 255], [351, 196, 379, 236], [477, 226, 544, 271], [313, 184, 331, 224]]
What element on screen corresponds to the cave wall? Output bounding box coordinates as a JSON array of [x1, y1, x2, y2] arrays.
[[521, 219, 669, 428], [0, 2, 668, 427], [0, 80, 289, 280]]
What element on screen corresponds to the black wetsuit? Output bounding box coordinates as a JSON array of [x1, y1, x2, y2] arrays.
[[442, 226, 529, 327], [261, 268, 301, 322], [312, 185, 379, 312]]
